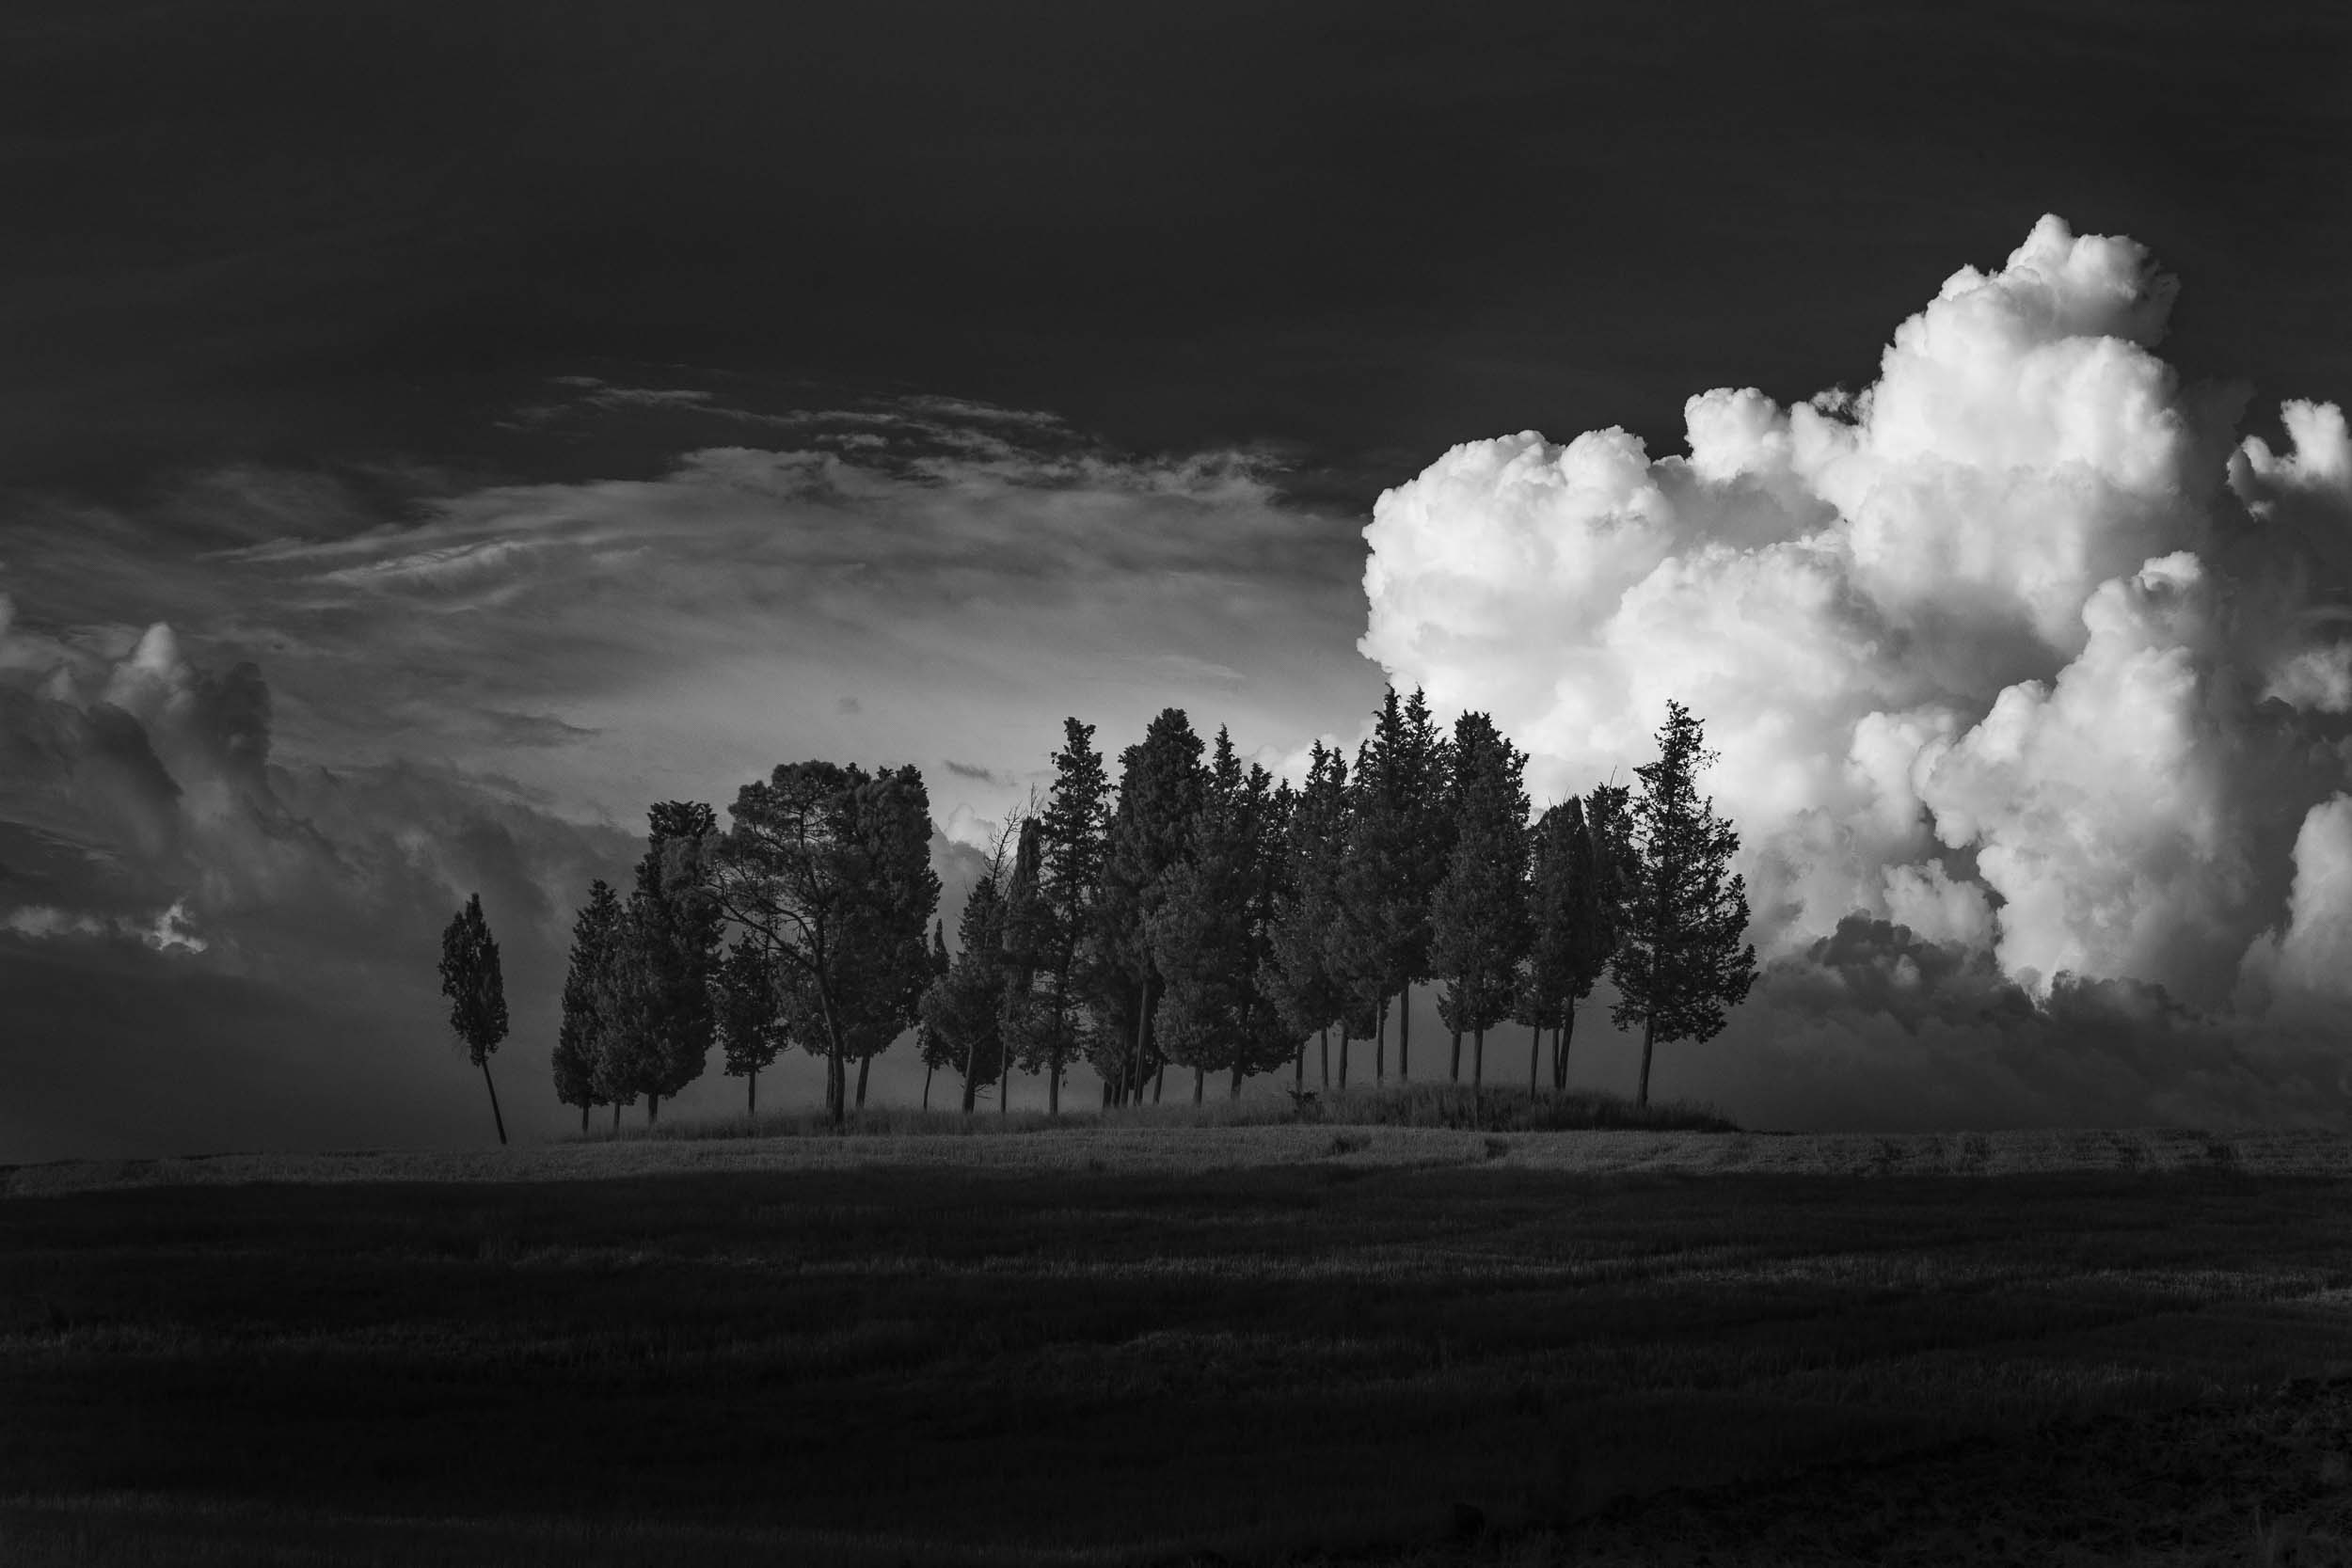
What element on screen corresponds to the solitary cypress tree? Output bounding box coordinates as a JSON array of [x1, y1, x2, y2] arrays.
[[438, 893, 510, 1147], [553, 879, 618, 1132], [1611, 702, 1757, 1107]]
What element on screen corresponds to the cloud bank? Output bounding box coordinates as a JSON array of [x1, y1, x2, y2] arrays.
[[1361, 215, 2352, 1121]]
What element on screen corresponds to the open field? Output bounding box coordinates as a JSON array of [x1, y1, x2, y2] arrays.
[[8, 1128, 2352, 1564]]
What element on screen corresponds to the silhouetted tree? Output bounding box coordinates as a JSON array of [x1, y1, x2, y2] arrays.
[[553, 879, 618, 1132], [1007, 720, 1111, 1114], [709, 762, 941, 1128], [1089, 709, 1204, 1105], [921, 837, 1015, 1113], [438, 892, 510, 1147], [1611, 702, 1757, 1107], [714, 932, 788, 1117], [917, 920, 949, 1109], [624, 801, 723, 1125], [1430, 712, 1531, 1088], [1267, 742, 1349, 1089], [1517, 793, 1629, 1093], [1149, 729, 1293, 1101], [1336, 687, 1449, 1084]]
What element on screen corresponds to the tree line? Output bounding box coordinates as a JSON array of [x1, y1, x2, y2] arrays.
[[436, 694, 1758, 1140]]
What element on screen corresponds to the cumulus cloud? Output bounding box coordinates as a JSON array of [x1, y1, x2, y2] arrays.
[[1362, 214, 2352, 1117]]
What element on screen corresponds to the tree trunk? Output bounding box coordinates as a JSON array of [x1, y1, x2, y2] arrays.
[[480, 1059, 507, 1147], [1155, 1063, 1166, 1103], [1193, 1064, 1204, 1105], [857, 1051, 872, 1111], [1129, 984, 1149, 1107], [1295, 1038, 1304, 1090], [1050, 1053, 1062, 1117], [751, 1069, 759, 1118], [1530, 1020, 1541, 1096], [999, 1040, 1010, 1116], [612, 1101, 620, 1133], [922, 1062, 931, 1112], [1450, 1026, 1463, 1083], [1375, 996, 1388, 1085], [1557, 1007, 1578, 1091], [580, 1102, 589, 1134], [1230, 1064, 1243, 1099], [1473, 1025, 1485, 1088], [1319, 1025, 1329, 1087], [1338, 1025, 1350, 1089], [1102, 1078, 1113, 1108], [646, 1092, 660, 1128], [1399, 981, 1411, 1082], [1637, 1013, 1657, 1108]]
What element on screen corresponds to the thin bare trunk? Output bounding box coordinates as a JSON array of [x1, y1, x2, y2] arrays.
[[922, 1062, 931, 1112], [580, 1102, 589, 1134], [611, 1101, 620, 1133], [646, 1093, 660, 1128], [1557, 1007, 1578, 1091], [1295, 1038, 1304, 1090], [1338, 1025, 1350, 1089], [1129, 984, 1149, 1106], [1230, 1063, 1243, 1099], [1155, 1063, 1166, 1103], [1319, 1025, 1329, 1087], [962, 1031, 979, 1114], [751, 1069, 759, 1118], [1473, 1025, 1485, 1087], [1637, 1013, 1657, 1108], [1530, 1020, 1541, 1096], [480, 1059, 506, 1146], [1375, 997, 1388, 1085], [1049, 1053, 1062, 1117], [856, 1051, 872, 1111], [1193, 1064, 1204, 1104], [1450, 1025, 1463, 1083], [1399, 981, 1411, 1082]]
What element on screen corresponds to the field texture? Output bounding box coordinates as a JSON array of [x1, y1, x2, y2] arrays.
[[7, 1128, 2352, 1565]]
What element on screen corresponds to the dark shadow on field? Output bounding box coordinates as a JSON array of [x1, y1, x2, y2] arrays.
[[6, 1165, 2352, 1564]]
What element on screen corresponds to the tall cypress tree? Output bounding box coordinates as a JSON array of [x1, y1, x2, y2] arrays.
[[1267, 743, 1348, 1089], [1335, 687, 1449, 1085], [438, 892, 510, 1147], [553, 879, 619, 1132], [1009, 720, 1111, 1114], [1611, 702, 1757, 1107], [625, 801, 723, 1125], [920, 866, 1012, 1113], [1429, 713, 1532, 1088], [1149, 729, 1294, 1101], [1089, 709, 1204, 1105]]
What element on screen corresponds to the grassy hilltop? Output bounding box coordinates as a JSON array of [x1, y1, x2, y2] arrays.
[[8, 1117, 2352, 1565]]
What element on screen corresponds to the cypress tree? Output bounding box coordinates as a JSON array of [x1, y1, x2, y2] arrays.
[[1610, 702, 1758, 1107], [714, 931, 788, 1117], [553, 879, 619, 1132], [626, 801, 723, 1126], [1008, 720, 1111, 1115], [1089, 709, 1204, 1105], [1429, 713, 1532, 1089], [437, 892, 510, 1147]]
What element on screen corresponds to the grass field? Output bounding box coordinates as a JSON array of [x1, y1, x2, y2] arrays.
[[8, 1123, 2352, 1565]]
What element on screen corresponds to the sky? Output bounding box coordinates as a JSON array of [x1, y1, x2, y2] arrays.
[[2, 1, 2349, 1162]]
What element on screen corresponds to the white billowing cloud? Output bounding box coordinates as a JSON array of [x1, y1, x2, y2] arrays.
[[1362, 214, 2352, 1020], [2240, 795, 2352, 1014]]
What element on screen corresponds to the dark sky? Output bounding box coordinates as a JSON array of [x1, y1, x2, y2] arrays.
[[5, 0, 2344, 506], [3, 0, 2349, 1161]]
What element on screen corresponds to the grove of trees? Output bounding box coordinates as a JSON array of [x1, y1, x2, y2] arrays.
[[533, 693, 1757, 1133]]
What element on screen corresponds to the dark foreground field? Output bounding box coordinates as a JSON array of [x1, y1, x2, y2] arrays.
[[8, 1133, 2352, 1565]]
